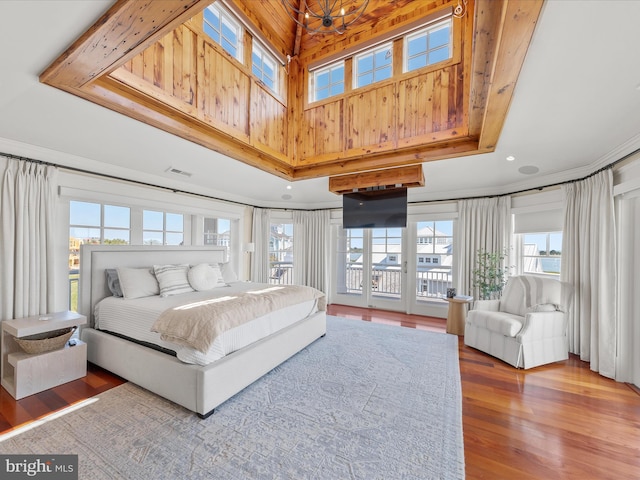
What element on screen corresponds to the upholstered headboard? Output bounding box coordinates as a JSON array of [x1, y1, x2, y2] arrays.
[[78, 245, 227, 327]]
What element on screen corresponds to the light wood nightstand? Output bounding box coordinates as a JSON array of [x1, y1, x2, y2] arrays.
[[1, 311, 87, 399]]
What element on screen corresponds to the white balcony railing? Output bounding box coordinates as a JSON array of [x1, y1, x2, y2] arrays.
[[339, 264, 453, 301]]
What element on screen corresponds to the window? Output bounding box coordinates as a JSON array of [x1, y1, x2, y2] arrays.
[[405, 19, 452, 72], [521, 232, 562, 277], [354, 43, 393, 88], [252, 41, 278, 93], [69, 202, 131, 258], [203, 3, 243, 61], [204, 217, 231, 246], [311, 62, 345, 102], [143, 210, 184, 245], [269, 223, 293, 284], [69, 201, 131, 310]]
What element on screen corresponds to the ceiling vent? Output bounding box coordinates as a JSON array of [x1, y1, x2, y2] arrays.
[[165, 166, 192, 178]]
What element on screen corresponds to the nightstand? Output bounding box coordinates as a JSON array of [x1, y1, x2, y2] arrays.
[[1, 311, 87, 399]]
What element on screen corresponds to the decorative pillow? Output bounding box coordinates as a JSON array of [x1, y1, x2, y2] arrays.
[[153, 264, 194, 297], [117, 267, 160, 299], [105, 269, 123, 297], [188, 263, 222, 291], [527, 303, 557, 313], [219, 262, 238, 283]]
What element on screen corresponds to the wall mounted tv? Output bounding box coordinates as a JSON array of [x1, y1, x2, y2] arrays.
[[342, 188, 407, 229]]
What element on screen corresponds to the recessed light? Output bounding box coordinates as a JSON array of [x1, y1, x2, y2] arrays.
[[506, 155, 516, 162], [281, 194, 292, 200], [286, 185, 292, 190]]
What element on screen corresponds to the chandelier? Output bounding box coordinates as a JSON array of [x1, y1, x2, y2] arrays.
[[281, 0, 370, 34]]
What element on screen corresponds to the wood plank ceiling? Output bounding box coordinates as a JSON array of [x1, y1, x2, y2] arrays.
[[40, 0, 544, 193]]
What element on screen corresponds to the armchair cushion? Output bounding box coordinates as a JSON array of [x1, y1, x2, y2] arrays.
[[467, 310, 523, 337], [499, 275, 565, 316], [527, 303, 557, 313]]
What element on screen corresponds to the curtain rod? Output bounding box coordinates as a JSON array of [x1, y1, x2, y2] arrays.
[[0, 150, 317, 212], [408, 146, 640, 206], [3, 147, 639, 211]]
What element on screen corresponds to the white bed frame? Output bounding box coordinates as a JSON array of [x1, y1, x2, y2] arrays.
[[78, 245, 327, 418]]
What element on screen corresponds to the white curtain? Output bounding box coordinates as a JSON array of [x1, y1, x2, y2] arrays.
[[293, 210, 330, 292], [250, 207, 270, 283], [561, 169, 616, 378], [456, 196, 512, 299], [616, 190, 640, 385], [1, 158, 58, 321]]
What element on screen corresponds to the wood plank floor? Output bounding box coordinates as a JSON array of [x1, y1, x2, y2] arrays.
[[1, 305, 639, 479]]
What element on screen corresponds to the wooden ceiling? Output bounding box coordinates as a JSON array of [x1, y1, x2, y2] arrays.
[[40, 0, 543, 191]]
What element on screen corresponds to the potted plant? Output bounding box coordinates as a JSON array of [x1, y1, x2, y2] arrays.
[[472, 248, 509, 300]]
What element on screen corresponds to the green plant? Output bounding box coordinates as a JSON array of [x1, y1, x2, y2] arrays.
[[472, 249, 509, 300]]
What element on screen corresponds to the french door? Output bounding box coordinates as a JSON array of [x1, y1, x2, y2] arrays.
[[331, 219, 454, 318], [332, 227, 408, 311]]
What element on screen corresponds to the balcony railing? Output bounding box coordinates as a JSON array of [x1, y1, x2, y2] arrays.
[[339, 264, 452, 300], [269, 262, 293, 285]]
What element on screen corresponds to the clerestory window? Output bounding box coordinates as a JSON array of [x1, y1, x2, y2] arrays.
[[203, 3, 243, 61]]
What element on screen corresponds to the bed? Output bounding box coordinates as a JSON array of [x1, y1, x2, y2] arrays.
[[78, 245, 327, 418]]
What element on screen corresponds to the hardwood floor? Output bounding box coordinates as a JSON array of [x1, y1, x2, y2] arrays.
[[327, 304, 640, 480], [1, 306, 639, 479], [0, 363, 125, 435]]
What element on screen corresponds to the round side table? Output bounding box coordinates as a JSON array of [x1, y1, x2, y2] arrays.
[[445, 296, 473, 335]]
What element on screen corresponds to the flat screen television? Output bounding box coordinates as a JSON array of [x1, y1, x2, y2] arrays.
[[342, 188, 407, 229]]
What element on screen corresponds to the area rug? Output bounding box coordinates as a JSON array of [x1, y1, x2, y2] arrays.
[[0, 315, 465, 479]]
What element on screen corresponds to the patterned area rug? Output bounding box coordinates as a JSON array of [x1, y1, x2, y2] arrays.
[[1, 316, 465, 479]]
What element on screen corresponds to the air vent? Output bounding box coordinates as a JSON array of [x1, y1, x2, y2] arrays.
[[165, 166, 192, 177]]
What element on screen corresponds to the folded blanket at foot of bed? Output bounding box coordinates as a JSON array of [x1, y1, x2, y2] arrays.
[[152, 284, 326, 353]]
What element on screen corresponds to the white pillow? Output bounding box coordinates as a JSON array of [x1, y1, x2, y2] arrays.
[[219, 262, 238, 283], [117, 267, 160, 299], [153, 264, 194, 297], [187, 263, 222, 291]]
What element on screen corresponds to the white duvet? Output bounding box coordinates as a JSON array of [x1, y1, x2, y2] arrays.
[[94, 282, 320, 366]]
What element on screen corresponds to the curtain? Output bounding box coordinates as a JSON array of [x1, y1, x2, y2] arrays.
[[616, 191, 640, 386], [293, 210, 330, 292], [456, 196, 512, 299], [250, 207, 270, 283], [1, 158, 58, 320], [561, 169, 616, 378]]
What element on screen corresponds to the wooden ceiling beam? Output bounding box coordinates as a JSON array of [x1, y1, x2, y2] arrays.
[[40, 0, 211, 89], [476, 0, 545, 150], [329, 165, 424, 195]]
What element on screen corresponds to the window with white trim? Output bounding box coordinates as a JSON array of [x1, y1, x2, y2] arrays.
[[252, 40, 278, 93], [405, 19, 452, 72], [521, 232, 562, 277], [68, 201, 131, 311], [143, 210, 184, 245], [203, 3, 243, 61], [311, 62, 345, 102], [204, 217, 231, 246], [354, 42, 393, 88], [269, 223, 293, 285]]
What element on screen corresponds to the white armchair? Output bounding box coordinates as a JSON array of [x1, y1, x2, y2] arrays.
[[464, 275, 572, 369]]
